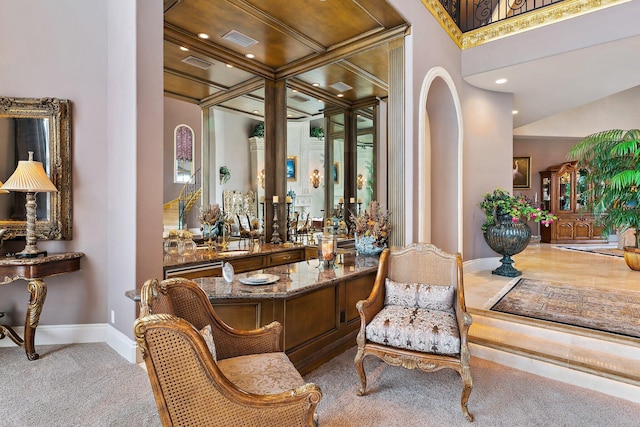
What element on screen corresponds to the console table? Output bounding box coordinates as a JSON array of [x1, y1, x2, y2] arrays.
[[0, 252, 84, 360]]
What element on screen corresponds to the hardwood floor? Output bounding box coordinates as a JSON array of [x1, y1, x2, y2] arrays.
[[463, 242, 640, 403]]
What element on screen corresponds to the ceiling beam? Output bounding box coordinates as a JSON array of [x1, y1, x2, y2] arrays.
[[225, 0, 326, 53], [275, 25, 409, 80], [199, 76, 265, 108], [165, 23, 276, 79], [164, 67, 230, 92], [288, 78, 352, 110], [337, 60, 388, 91]]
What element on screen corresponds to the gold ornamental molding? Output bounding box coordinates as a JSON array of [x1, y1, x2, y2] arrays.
[[421, 0, 631, 49]]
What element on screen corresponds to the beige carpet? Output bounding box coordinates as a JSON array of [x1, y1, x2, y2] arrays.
[[2, 343, 640, 426], [491, 278, 640, 338]]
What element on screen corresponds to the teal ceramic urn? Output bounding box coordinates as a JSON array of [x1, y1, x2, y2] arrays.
[[483, 212, 531, 277]]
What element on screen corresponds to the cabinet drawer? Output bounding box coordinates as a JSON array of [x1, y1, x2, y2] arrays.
[[164, 262, 223, 279], [268, 249, 303, 266], [229, 256, 267, 273]]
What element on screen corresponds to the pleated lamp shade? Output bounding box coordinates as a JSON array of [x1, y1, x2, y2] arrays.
[[0, 151, 58, 193]]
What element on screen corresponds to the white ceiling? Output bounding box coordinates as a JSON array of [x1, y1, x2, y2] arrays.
[[460, 1, 640, 130]]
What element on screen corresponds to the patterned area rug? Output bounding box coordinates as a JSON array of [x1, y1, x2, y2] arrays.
[[491, 278, 640, 339]]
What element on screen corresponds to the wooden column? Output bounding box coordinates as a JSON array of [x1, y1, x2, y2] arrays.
[[264, 79, 287, 241], [388, 38, 405, 248]]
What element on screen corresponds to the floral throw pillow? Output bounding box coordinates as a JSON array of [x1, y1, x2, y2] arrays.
[[199, 324, 217, 361], [385, 278, 455, 311]]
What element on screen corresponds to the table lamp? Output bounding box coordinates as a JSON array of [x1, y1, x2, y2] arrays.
[[0, 151, 58, 258]]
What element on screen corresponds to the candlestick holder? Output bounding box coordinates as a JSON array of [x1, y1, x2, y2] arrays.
[[260, 201, 266, 243], [270, 202, 282, 244], [317, 234, 337, 269], [286, 201, 292, 242]]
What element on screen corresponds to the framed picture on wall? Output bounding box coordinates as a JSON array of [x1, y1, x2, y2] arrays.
[[286, 156, 297, 181], [333, 162, 340, 183], [513, 156, 531, 189]]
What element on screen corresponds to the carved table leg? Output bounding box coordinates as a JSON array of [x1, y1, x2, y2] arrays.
[[23, 278, 47, 360]]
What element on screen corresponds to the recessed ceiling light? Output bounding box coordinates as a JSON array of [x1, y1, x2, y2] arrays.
[[292, 89, 298, 93], [312, 83, 320, 87], [197, 33, 210, 40], [245, 53, 255, 59], [512, 110, 519, 115], [337, 94, 344, 98], [179, 46, 189, 52], [317, 99, 324, 103], [226, 64, 233, 68], [495, 78, 507, 84], [253, 110, 259, 114]]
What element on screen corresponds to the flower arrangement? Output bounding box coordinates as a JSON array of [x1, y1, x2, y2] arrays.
[[350, 200, 391, 248], [198, 203, 225, 241], [480, 188, 556, 231]]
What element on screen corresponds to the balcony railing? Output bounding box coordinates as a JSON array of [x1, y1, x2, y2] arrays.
[[441, 0, 564, 32]]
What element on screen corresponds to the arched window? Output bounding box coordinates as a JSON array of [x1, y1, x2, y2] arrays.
[[174, 124, 194, 183]]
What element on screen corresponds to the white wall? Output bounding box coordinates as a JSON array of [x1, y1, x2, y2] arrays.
[[212, 109, 259, 205], [164, 97, 202, 229], [0, 1, 163, 351], [0, 0, 110, 327], [390, 0, 514, 260]]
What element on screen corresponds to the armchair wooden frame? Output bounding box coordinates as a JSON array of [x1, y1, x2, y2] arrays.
[[136, 278, 322, 426], [354, 244, 474, 422]]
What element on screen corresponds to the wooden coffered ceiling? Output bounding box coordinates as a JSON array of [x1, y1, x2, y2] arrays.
[[163, 0, 409, 120]]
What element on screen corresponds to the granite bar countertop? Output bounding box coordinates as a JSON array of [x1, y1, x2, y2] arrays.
[[128, 254, 379, 302]]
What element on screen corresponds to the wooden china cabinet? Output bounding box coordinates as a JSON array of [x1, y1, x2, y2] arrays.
[[539, 161, 605, 244]]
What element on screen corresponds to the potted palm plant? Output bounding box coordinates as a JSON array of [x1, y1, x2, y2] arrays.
[[568, 129, 640, 271]]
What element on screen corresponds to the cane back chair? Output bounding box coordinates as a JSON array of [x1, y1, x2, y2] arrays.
[[135, 278, 322, 426], [354, 243, 474, 422]]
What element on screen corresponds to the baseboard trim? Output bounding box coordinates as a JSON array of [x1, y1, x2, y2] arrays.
[[105, 324, 138, 363], [0, 323, 139, 364], [463, 257, 500, 273], [0, 323, 106, 347]]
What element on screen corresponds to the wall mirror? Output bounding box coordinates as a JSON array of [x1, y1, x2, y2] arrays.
[[0, 96, 72, 240]]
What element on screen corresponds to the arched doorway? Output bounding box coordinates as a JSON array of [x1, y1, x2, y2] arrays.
[[418, 67, 463, 254]]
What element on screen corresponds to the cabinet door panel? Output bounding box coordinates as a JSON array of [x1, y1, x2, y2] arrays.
[[574, 221, 592, 239], [557, 221, 574, 240], [284, 285, 339, 351], [212, 302, 261, 330], [345, 274, 376, 324]]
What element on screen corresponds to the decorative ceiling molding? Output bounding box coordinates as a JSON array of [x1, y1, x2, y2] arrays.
[[419, 0, 463, 48], [421, 0, 629, 49]]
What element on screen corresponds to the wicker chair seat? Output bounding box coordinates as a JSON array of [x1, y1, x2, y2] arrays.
[[218, 352, 306, 395], [366, 305, 460, 355]]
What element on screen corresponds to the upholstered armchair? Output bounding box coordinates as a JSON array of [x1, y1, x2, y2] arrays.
[[354, 243, 474, 422], [136, 278, 322, 426]]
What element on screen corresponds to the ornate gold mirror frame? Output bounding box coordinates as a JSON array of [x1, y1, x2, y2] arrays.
[[0, 97, 72, 240]]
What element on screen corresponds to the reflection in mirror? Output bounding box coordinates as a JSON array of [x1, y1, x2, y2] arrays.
[[559, 172, 571, 211], [325, 111, 345, 221], [174, 124, 194, 183], [0, 97, 72, 240], [355, 106, 376, 212]]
